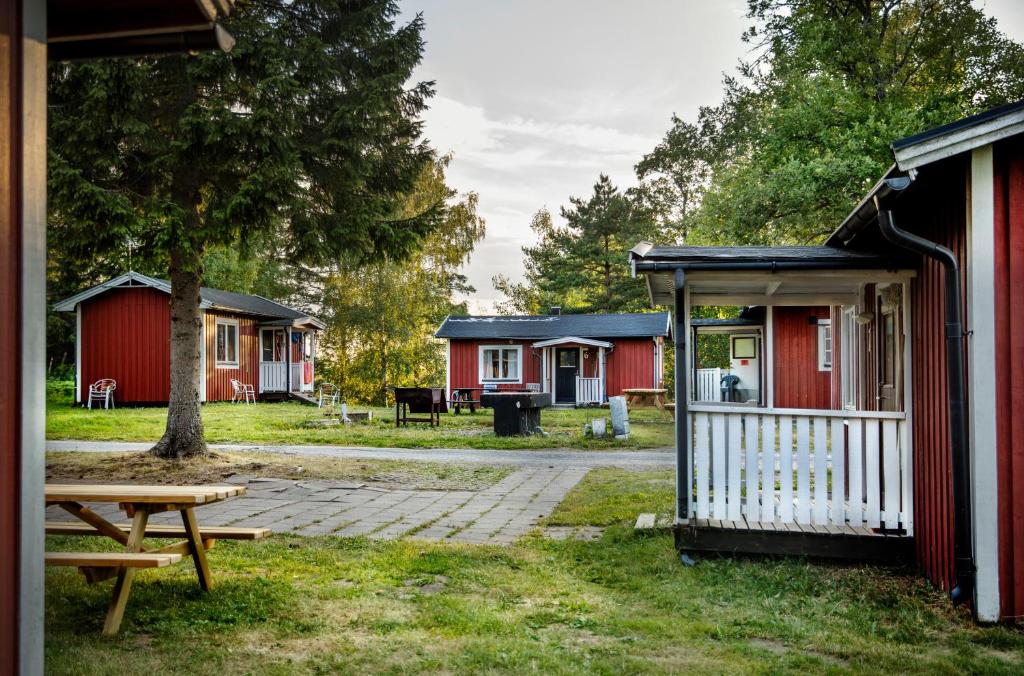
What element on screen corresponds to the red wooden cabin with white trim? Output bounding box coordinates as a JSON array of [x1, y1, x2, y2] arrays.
[[54, 272, 324, 404], [435, 310, 670, 406], [632, 99, 1024, 623]]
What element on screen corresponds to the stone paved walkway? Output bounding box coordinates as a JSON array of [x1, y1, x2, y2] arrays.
[[46, 467, 592, 546]]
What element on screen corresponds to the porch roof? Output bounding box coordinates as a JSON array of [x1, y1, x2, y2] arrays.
[[630, 243, 914, 307], [532, 336, 613, 349]]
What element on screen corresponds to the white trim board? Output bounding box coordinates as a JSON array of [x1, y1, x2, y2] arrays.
[[968, 145, 1000, 621], [895, 108, 1024, 171]]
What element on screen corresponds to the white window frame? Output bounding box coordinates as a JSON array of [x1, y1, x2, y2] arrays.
[[478, 344, 523, 384], [215, 319, 240, 368], [817, 320, 832, 372], [840, 308, 858, 410]]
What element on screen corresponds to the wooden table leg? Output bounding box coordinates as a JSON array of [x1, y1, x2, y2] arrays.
[[102, 506, 149, 635], [181, 507, 213, 592]]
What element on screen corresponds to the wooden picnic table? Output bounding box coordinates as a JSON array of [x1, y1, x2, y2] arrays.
[[45, 483, 268, 634], [622, 388, 669, 410], [450, 387, 483, 414]]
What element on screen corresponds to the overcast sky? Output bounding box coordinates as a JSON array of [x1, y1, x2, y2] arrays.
[[398, 0, 1024, 313]]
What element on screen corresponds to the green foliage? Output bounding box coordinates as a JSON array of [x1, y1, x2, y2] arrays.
[[493, 175, 662, 314], [317, 156, 485, 405], [638, 0, 1024, 246]]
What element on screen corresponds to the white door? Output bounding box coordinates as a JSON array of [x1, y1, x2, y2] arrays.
[[259, 328, 287, 393], [728, 333, 761, 403]]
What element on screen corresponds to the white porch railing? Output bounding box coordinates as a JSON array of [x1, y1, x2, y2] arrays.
[[695, 367, 722, 401], [259, 362, 287, 393], [290, 363, 314, 392], [576, 377, 601, 405], [688, 404, 911, 533]]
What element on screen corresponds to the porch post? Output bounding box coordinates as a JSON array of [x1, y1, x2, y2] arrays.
[[674, 268, 690, 523], [286, 327, 292, 392], [598, 346, 606, 402], [765, 306, 774, 408]]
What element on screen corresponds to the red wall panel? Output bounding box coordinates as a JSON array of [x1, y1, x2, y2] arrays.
[[604, 338, 657, 396], [448, 339, 543, 391], [902, 159, 969, 594], [205, 311, 259, 402], [80, 287, 171, 404], [994, 138, 1024, 621], [772, 306, 831, 409]]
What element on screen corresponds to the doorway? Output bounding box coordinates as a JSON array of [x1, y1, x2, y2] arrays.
[[555, 347, 579, 404]]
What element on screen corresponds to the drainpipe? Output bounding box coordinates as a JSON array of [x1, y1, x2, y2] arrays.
[[674, 268, 689, 522], [876, 203, 975, 610]]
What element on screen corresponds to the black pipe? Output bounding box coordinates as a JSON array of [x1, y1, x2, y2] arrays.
[[674, 268, 689, 522], [876, 205, 975, 610]]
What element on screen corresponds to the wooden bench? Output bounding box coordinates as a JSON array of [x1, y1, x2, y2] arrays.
[[46, 552, 184, 568], [46, 522, 270, 540]]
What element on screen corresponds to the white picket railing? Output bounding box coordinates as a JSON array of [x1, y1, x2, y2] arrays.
[[694, 368, 722, 401], [576, 377, 602, 405], [688, 404, 911, 533], [259, 362, 287, 393]]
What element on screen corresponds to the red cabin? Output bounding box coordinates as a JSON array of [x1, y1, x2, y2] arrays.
[[54, 272, 324, 404], [633, 100, 1024, 623], [435, 310, 670, 406]]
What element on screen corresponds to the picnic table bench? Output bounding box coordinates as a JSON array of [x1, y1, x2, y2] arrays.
[[45, 483, 269, 634], [622, 388, 669, 410]]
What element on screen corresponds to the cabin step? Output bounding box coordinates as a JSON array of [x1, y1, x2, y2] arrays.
[[288, 391, 320, 406]]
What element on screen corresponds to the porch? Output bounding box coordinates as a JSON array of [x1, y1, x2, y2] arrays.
[[632, 243, 917, 561], [533, 337, 610, 406], [258, 323, 318, 396]]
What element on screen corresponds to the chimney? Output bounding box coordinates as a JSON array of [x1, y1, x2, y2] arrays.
[[549, 306, 561, 316]]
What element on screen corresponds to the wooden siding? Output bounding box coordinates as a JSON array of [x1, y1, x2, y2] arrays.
[[899, 158, 969, 594], [772, 306, 831, 409], [994, 138, 1024, 621], [603, 338, 657, 396], [80, 287, 170, 403], [204, 311, 259, 402], [448, 339, 543, 391]]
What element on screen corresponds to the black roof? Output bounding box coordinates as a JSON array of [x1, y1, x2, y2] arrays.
[[632, 245, 898, 268], [198, 285, 307, 321], [891, 98, 1024, 151], [435, 312, 671, 340]]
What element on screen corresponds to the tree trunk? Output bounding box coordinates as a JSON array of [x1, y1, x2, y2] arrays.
[[151, 242, 207, 459]]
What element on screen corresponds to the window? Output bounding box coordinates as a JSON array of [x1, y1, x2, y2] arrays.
[[479, 345, 522, 382], [732, 336, 756, 359], [817, 320, 832, 372], [841, 308, 858, 409], [881, 310, 896, 386], [216, 320, 239, 367]]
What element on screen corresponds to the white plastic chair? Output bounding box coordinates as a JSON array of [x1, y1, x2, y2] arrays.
[[230, 378, 255, 404], [87, 379, 116, 410], [318, 383, 340, 409]]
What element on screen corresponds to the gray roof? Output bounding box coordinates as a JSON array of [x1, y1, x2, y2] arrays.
[[631, 245, 897, 268], [435, 312, 671, 340], [53, 271, 323, 327]]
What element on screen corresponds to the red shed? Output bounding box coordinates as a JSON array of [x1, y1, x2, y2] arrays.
[[435, 311, 670, 406], [633, 100, 1024, 624], [55, 272, 324, 404]]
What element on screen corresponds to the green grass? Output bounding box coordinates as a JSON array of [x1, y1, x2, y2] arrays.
[[43, 468, 1024, 674], [46, 399, 674, 450], [545, 467, 675, 527]]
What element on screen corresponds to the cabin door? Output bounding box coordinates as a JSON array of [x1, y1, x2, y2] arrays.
[[876, 286, 903, 412], [555, 348, 579, 404], [259, 328, 287, 393]]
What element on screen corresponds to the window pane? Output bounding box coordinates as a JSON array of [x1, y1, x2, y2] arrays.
[[262, 332, 273, 361], [227, 325, 237, 363], [216, 325, 226, 362]]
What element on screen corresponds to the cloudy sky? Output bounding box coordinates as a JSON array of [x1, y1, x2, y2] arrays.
[[398, 0, 1024, 313]]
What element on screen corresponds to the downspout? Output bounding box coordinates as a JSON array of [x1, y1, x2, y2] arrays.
[[876, 203, 975, 609]]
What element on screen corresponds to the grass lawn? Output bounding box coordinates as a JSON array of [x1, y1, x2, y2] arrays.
[[45, 467, 1024, 674], [45, 399, 674, 450], [45, 450, 512, 491]]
